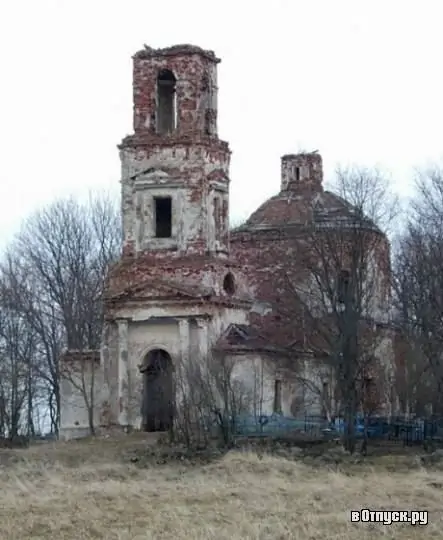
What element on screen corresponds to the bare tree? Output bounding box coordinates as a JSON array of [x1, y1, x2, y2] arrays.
[[0, 257, 45, 439], [394, 166, 443, 415], [172, 351, 265, 448], [60, 350, 100, 436], [292, 166, 399, 452], [0, 192, 120, 435]]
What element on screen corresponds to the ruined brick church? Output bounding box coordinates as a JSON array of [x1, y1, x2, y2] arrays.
[[60, 44, 396, 439]]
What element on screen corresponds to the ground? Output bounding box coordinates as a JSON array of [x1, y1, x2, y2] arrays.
[[0, 434, 442, 539]]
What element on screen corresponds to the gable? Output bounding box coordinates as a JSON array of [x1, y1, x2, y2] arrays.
[[107, 277, 213, 302], [131, 168, 178, 191], [215, 323, 287, 355], [207, 169, 229, 186]]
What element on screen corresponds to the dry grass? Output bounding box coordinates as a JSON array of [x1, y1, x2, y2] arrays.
[[0, 434, 442, 539]]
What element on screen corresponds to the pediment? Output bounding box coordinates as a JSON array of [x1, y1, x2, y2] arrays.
[[111, 278, 213, 302], [131, 168, 172, 189], [207, 169, 230, 184], [215, 323, 284, 354]]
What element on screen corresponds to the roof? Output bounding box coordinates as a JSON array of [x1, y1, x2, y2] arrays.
[[133, 44, 219, 63], [236, 190, 378, 232], [104, 277, 213, 302], [214, 323, 289, 355], [60, 350, 100, 363]]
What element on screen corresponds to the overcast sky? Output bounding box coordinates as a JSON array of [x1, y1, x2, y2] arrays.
[[0, 0, 442, 248]]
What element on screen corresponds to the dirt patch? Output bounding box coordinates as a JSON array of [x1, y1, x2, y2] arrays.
[[118, 435, 436, 474]]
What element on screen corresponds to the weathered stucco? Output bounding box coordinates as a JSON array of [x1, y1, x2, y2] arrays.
[[59, 351, 105, 440], [59, 43, 398, 440], [230, 354, 298, 417], [119, 44, 229, 259], [98, 305, 251, 430]]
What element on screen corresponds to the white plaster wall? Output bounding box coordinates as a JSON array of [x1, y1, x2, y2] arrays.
[[228, 354, 310, 417], [364, 250, 389, 324], [373, 330, 397, 415], [102, 303, 251, 430], [189, 318, 209, 360], [114, 302, 249, 323], [101, 321, 118, 425], [208, 307, 248, 347], [60, 316, 332, 439], [374, 333, 394, 369], [59, 362, 104, 440], [229, 354, 274, 415], [126, 319, 181, 428], [288, 359, 335, 417], [132, 180, 210, 255], [134, 184, 184, 252]]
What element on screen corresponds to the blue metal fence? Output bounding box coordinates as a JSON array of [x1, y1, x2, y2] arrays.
[[232, 413, 327, 437], [227, 413, 443, 445]]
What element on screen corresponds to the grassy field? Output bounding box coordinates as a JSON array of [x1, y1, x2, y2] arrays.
[[0, 434, 442, 539]]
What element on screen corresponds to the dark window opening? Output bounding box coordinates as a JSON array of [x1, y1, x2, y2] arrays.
[[363, 376, 373, 391], [155, 197, 172, 238], [337, 269, 351, 304], [201, 72, 215, 136], [157, 69, 177, 134], [204, 110, 211, 135], [213, 196, 220, 240], [222, 199, 228, 240], [140, 349, 174, 432], [222, 272, 235, 295], [295, 166, 300, 182], [322, 381, 329, 418], [274, 380, 282, 414]]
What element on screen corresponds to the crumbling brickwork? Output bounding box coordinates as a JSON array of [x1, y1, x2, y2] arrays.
[[59, 44, 398, 440], [231, 153, 392, 346], [96, 44, 256, 434], [230, 153, 396, 414], [280, 153, 323, 193], [119, 44, 229, 259], [59, 350, 104, 440], [131, 45, 219, 137]]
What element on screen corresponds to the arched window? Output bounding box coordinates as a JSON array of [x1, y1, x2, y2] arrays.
[[213, 195, 221, 241], [223, 272, 236, 295], [273, 380, 282, 414], [222, 199, 228, 241], [157, 69, 177, 134], [139, 349, 174, 432], [337, 269, 351, 304]]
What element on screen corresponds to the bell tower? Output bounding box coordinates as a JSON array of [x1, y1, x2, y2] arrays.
[[119, 44, 230, 258], [69, 45, 253, 438]]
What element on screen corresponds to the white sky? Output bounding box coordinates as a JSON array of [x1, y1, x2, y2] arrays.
[[1, 0, 442, 247]]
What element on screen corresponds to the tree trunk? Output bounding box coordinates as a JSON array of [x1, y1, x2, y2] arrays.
[[27, 363, 35, 437], [360, 413, 368, 455], [88, 406, 95, 436], [343, 390, 357, 454]]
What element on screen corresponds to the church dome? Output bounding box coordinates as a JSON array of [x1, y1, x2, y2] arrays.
[[233, 152, 363, 232], [229, 151, 383, 349], [240, 189, 355, 230]]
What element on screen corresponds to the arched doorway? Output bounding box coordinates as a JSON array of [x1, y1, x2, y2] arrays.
[[139, 349, 174, 432]]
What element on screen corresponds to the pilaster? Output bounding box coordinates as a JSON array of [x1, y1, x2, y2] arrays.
[[196, 318, 209, 359], [178, 319, 190, 364], [117, 319, 129, 426]]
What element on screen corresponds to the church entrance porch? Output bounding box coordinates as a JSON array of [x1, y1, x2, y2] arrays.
[[140, 349, 174, 432]]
